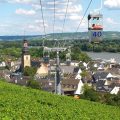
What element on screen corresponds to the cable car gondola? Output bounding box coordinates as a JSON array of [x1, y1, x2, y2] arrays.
[[88, 0, 103, 43], [88, 13, 103, 43]]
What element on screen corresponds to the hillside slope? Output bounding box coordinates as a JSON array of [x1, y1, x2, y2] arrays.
[[0, 81, 120, 120]]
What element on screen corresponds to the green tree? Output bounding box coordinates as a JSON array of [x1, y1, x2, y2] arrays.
[[79, 62, 86, 71], [80, 70, 89, 78], [81, 84, 100, 102], [5, 65, 10, 70], [79, 52, 91, 62], [27, 79, 41, 89], [88, 61, 97, 72], [103, 93, 120, 106], [23, 66, 37, 77]]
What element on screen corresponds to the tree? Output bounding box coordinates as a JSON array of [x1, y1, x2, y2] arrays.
[[27, 79, 41, 89], [88, 61, 97, 72], [103, 93, 120, 106], [71, 52, 80, 61], [23, 66, 37, 77], [93, 45, 102, 52], [81, 84, 100, 102], [29, 47, 43, 58], [80, 70, 89, 78], [79, 52, 91, 62], [5, 65, 10, 70], [79, 62, 86, 71]]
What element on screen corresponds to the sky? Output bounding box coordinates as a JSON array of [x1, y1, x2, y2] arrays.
[[0, 0, 120, 35]]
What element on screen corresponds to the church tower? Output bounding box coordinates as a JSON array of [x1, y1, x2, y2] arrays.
[[22, 40, 31, 69]]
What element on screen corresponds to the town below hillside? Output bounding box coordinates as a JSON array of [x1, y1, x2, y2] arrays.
[[0, 38, 120, 107], [1, 0, 120, 119]]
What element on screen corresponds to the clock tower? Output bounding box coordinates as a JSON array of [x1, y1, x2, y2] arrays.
[[22, 40, 31, 70]]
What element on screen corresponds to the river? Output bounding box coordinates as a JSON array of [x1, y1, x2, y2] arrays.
[[86, 52, 120, 63]]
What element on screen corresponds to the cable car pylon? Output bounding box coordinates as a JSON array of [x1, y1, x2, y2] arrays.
[[42, 0, 70, 95]]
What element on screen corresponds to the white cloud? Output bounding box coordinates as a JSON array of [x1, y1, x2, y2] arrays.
[[47, 1, 72, 6], [54, 3, 83, 21], [57, 5, 82, 14], [54, 26, 62, 31], [34, 20, 48, 27], [75, 18, 87, 29], [104, 0, 120, 9], [0, 24, 9, 27], [55, 13, 65, 20], [28, 25, 35, 29], [27, 22, 49, 34], [106, 18, 120, 24], [11, 0, 34, 4], [27, 24, 43, 32], [15, 8, 36, 15], [2, 0, 39, 5], [35, 20, 43, 23], [69, 14, 81, 20], [32, 4, 41, 10], [68, 5, 83, 13], [0, 0, 90, 34]]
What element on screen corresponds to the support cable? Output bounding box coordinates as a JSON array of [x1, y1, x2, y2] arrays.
[[73, 0, 93, 40], [53, 0, 56, 41], [39, 0, 46, 47], [61, 0, 70, 47], [61, 0, 70, 34]]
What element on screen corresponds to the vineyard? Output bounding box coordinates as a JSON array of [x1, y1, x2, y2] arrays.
[[0, 81, 120, 120]]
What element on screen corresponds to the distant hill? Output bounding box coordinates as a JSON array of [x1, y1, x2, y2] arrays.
[[103, 31, 120, 40], [48, 31, 120, 40], [0, 35, 41, 41], [0, 80, 120, 119], [0, 31, 120, 41]]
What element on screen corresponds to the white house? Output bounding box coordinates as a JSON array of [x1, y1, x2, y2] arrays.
[[110, 58, 116, 64], [97, 65, 104, 70], [94, 64, 98, 68], [74, 79, 84, 95], [36, 63, 48, 77], [70, 61, 79, 67], [77, 69, 82, 74], [83, 62, 88, 69], [0, 61, 6, 67], [110, 86, 120, 95], [75, 74, 82, 80]]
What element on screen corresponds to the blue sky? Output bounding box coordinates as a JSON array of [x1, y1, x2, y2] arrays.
[[0, 0, 120, 35]]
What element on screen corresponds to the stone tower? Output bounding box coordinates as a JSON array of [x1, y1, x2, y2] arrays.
[[22, 40, 31, 69]]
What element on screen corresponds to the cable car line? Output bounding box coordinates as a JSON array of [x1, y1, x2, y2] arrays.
[[53, 0, 56, 41], [39, 0, 46, 47], [61, 0, 70, 34], [94, 0, 103, 13], [61, 0, 70, 47], [53, 0, 59, 47], [75, 0, 93, 33]]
